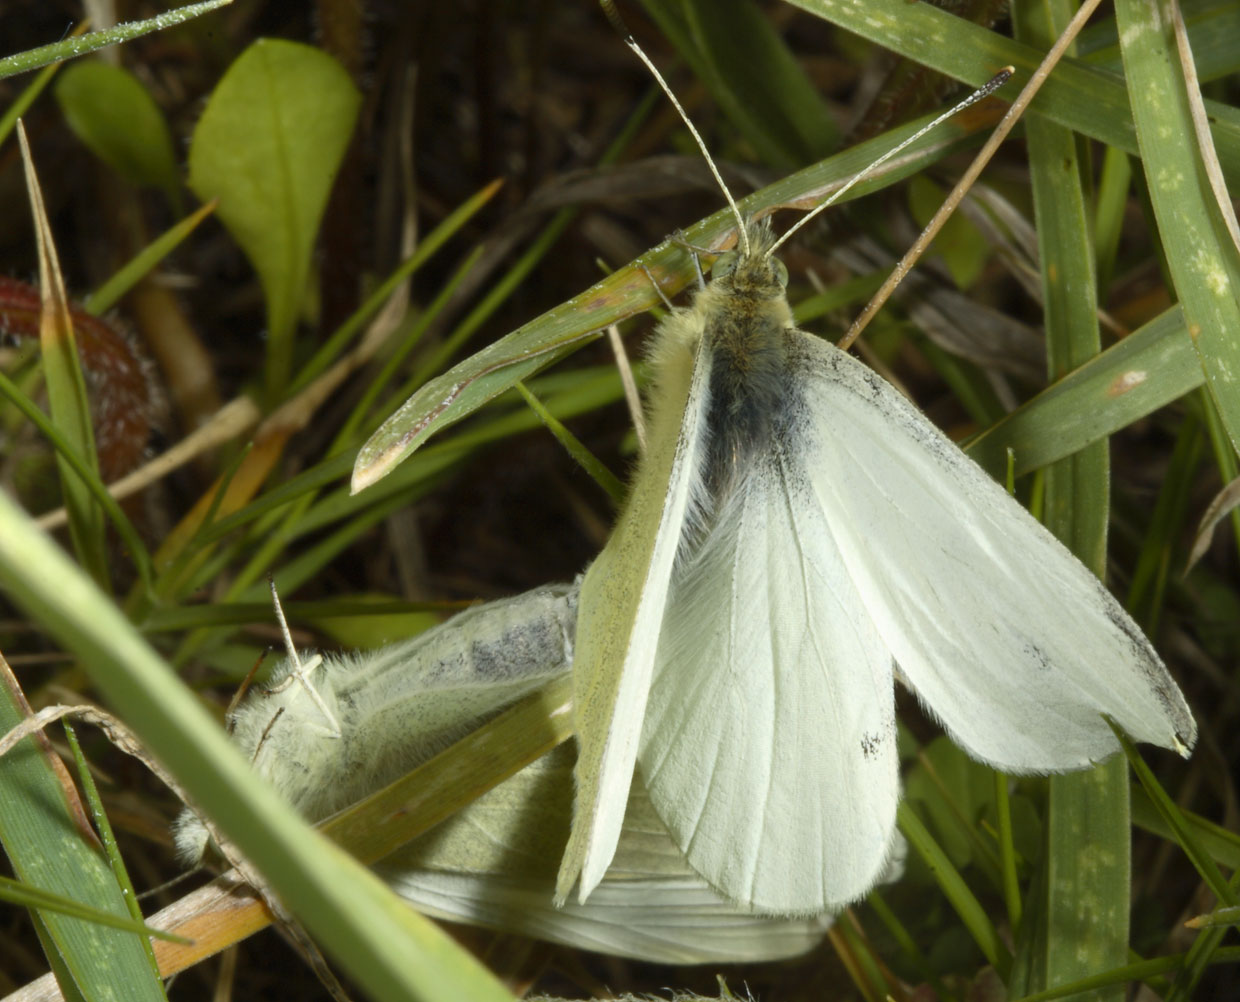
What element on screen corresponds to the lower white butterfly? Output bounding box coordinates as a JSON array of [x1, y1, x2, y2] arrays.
[[556, 18, 1196, 916], [174, 582, 843, 963]]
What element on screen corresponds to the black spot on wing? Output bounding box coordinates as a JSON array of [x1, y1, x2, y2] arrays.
[[1021, 639, 1052, 672]]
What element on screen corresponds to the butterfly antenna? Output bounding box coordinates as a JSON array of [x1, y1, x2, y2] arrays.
[[269, 577, 341, 738], [769, 67, 1013, 259], [600, 0, 749, 256]]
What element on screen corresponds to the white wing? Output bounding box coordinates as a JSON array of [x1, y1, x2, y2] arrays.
[[386, 871, 831, 965], [793, 333, 1195, 769], [556, 317, 714, 903], [638, 421, 899, 915], [382, 746, 831, 965]]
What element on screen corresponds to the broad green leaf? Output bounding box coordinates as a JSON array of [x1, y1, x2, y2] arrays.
[[55, 61, 179, 200], [188, 38, 360, 399]]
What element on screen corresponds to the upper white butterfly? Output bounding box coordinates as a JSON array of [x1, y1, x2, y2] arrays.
[[555, 220, 1195, 919], [553, 2, 1193, 917]]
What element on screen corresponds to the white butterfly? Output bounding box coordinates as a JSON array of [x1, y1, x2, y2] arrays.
[[554, 215, 1197, 916]]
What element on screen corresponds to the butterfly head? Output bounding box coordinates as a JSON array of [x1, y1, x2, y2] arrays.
[[711, 219, 789, 304]]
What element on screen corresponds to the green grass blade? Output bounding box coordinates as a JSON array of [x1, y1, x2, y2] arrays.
[[1078, 0, 1240, 82], [1008, 947, 1240, 1002], [1114, 0, 1240, 451], [1111, 725, 1235, 907], [83, 199, 217, 316], [965, 306, 1202, 477], [1131, 784, 1240, 870], [290, 179, 503, 395], [352, 104, 1007, 491], [0, 664, 168, 1002], [1111, 723, 1234, 1000], [60, 720, 165, 975], [19, 126, 109, 589], [1011, 0, 1129, 995], [0, 875, 188, 946], [516, 381, 624, 502], [0, 369, 153, 595], [898, 801, 1011, 974], [1127, 410, 1203, 636], [0, 58, 63, 146]]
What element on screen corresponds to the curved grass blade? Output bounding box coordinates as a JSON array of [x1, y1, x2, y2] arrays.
[[0, 1, 234, 79], [897, 801, 1010, 975], [1111, 721, 1235, 1000], [19, 124, 108, 588]]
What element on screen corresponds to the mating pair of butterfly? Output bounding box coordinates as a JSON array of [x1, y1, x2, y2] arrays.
[[355, 25, 1197, 918]]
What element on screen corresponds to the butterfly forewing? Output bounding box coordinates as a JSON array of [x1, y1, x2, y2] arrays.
[[557, 321, 715, 903], [794, 334, 1196, 768]]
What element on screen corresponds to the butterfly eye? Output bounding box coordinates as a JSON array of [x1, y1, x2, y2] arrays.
[[771, 258, 789, 287], [713, 251, 738, 278]]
